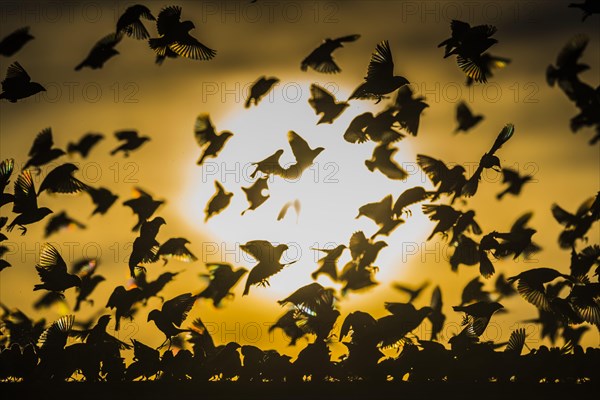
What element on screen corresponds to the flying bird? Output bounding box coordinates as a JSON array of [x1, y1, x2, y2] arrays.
[[392, 281, 430, 303], [551, 195, 598, 249], [569, 1, 600, 21], [241, 240, 295, 295], [454, 101, 484, 133], [250, 149, 285, 179], [282, 131, 325, 180], [23, 128, 65, 172], [110, 130, 150, 157], [348, 230, 388, 271], [0, 27, 34, 57], [149, 5, 216, 62], [0, 62, 45, 102], [507, 268, 573, 311], [422, 204, 462, 241], [106, 286, 143, 331], [33, 243, 81, 292], [496, 168, 533, 200], [7, 170, 53, 235], [301, 34, 360, 73], [311, 244, 346, 281], [198, 263, 248, 307], [116, 4, 156, 39], [277, 199, 300, 222], [67, 133, 104, 158], [147, 292, 197, 347], [365, 142, 408, 180], [43, 211, 86, 238], [452, 301, 504, 337], [343, 109, 404, 144], [75, 33, 121, 71], [392, 85, 429, 136], [416, 154, 467, 203], [0, 158, 15, 207], [356, 194, 404, 237], [128, 216, 166, 277], [428, 286, 446, 341], [308, 84, 349, 124], [38, 163, 89, 195], [392, 186, 432, 217], [349, 40, 409, 103], [465, 53, 510, 86], [74, 272, 105, 312], [85, 186, 119, 216], [123, 187, 164, 231], [205, 181, 233, 222], [241, 176, 270, 215], [194, 114, 233, 166], [157, 238, 197, 265], [245, 76, 279, 108]]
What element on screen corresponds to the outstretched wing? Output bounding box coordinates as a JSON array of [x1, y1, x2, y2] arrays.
[[162, 293, 196, 327], [416, 154, 449, 186], [366, 40, 394, 81]]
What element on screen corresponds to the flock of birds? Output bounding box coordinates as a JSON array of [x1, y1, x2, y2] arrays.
[[0, 1, 599, 383]]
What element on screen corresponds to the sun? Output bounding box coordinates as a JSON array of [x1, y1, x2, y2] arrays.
[[178, 80, 433, 299]]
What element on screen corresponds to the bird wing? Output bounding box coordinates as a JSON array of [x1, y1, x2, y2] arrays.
[[349, 231, 369, 260], [169, 34, 216, 61], [37, 243, 68, 276], [357, 195, 393, 226], [551, 204, 576, 226], [430, 286, 443, 311], [162, 293, 196, 327], [93, 33, 121, 50], [114, 130, 139, 142], [511, 212, 533, 233], [449, 19, 471, 37], [156, 5, 182, 35], [132, 339, 159, 362], [194, 114, 217, 146], [344, 112, 373, 143], [501, 167, 520, 183], [12, 169, 38, 213], [557, 34, 588, 67], [287, 131, 311, 165], [393, 186, 429, 213], [365, 40, 394, 81], [309, 84, 336, 112], [336, 34, 361, 43], [240, 240, 276, 263], [28, 128, 53, 157], [422, 204, 458, 222], [488, 123, 515, 155], [37, 315, 75, 350], [277, 202, 292, 221], [517, 280, 550, 311], [416, 154, 449, 186], [241, 177, 270, 212], [3, 61, 31, 87], [456, 101, 474, 122]]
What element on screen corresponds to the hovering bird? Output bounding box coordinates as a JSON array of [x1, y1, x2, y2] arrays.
[[128, 216, 166, 277], [33, 243, 81, 292], [454, 101, 484, 133], [85, 186, 118, 216], [308, 84, 349, 124], [277, 199, 300, 222], [507, 268, 573, 311], [462, 123, 515, 197], [75, 33, 121, 71], [348, 230, 388, 271], [67, 133, 104, 158], [123, 187, 164, 231], [301, 34, 360, 73], [157, 238, 197, 265], [106, 286, 143, 330], [416, 154, 467, 203], [392, 186, 432, 217], [198, 263, 248, 307], [569, 0, 600, 21], [311, 244, 346, 281], [453, 301, 504, 337], [194, 114, 233, 166], [392, 281, 429, 303], [496, 168, 533, 200], [149, 5, 216, 62], [0, 158, 15, 207], [205, 181, 233, 222], [0, 27, 34, 57], [349, 40, 409, 103], [44, 211, 86, 238], [245, 76, 279, 108], [241, 176, 270, 215], [365, 143, 408, 180], [147, 292, 197, 347], [282, 131, 325, 180], [116, 4, 156, 39], [38, 163, 89, 195], [110, 130, 150, 157], [356, 194, 404, 237], [241, 240, 295, 295], [7, 170, 53, 235], [23, 128, 65, 172], [0, 62, 45, 102], [392, 85, 429, 136]]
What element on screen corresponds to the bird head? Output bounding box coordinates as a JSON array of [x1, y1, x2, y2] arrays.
[[392, 76, 410, 89], [181, 20, 195, 32], [69, 274, 83, 288], [38, 207, 54, 218], [96, 315, 111, 329], [489, 302, 504, 314], [147, 309, 160, 322], [31, 83, 46, 94]]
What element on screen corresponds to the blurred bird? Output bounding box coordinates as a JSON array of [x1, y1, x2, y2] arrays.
[[569, 1, 600, 21], [23, 128, 65, 171], [106, 286, 143, 331], [74, 273, 105, 312], [454, 101, 484, 133], [392, 186, 432, 217], [277, 199, 300, 222], [33, 243, 81, 292], [135, 270, 179, 304], [241, 176, 270, 215], [422, 204, 462, 241], [194, 114, 233, 165], [0, 158, 15, 207], [75, 33, 121, 71], [128, 216, 166, 277], [348, 230, 388, 271], [301, 34, 360, 73], [478, 232, 500, 278], [147, 292, 197, 347], [110, 130, 150, 157], [44, 211, 86, 238], [123, 187, 164, 231], [365, 142, 408, 180], [552, 195, 598, 249], [339, 260, 379, 295], [417, 154, 467, 203], [356, 194, 404, 237], [86, 186, 119, 216], [70, 315, 131, 351], [198, 263, 248, 307], [38, 163, 89, 195], [493, 226, 539, 260], [311, 244, 346, 281], [392, 85, 429, 136], [343, 108, 404, 144], [392, 281, 429, 303], [149, 5, 216, 61], [465, 53, 510, 86], [0, 27, 34, 56], [67, 133, 104, 158], [250, 149, 285, 179], [462, 123, 515, 197], [33, 291, 66, 311], [308, 84, 349, 124], [205, 181, 233, 222], [450, 233, 480, 272], [126, 339, 161, 380], [450, 209, 482, 245], [282, 131, 325, 180], [116, 4, 156, 39], [0, 61, 45, 102], [269, 310, 305, 346], [7, 170, 53, 235], [377, 303, 432, 348], [460, 277, 491, 306], [507, 268, 573, 311], [241, 240, 295, 295], [245, 76, 279, 108], [453, 301, 504, 337], [157, 238, 197, 265], [278, 282, 335, 311], [546, 35, 589, 93], [428, 286, 446, 341], [494, 273, 518, 301], [496, 168, 533, 200], [350, 41, 409, 103], [569, 244, 600, 279]]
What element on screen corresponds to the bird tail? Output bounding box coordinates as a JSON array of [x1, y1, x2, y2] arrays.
[[479, 255, 495, 279], [244, 97, 252, 108], [33, 284, 44, 291], [5, 221, 15, 232], [110, 148, 119, 156], [74, 62, 85, 71], [242, 282, 250, 296], [364, 160, 376, 172]]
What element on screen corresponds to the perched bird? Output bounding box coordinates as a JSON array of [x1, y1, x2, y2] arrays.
[[301, 34, 360, 73], [75, 33, 121, 71], [453, 301, 504, 337], [128, 216, 166, 277], [110, 130, 150, 157], [311, 244, 346, 281], [349, 40, 409, 103], [507, 268, 573, 311], [250, 149, 285, 179], [23, 128, 65, 171], [0, 61, 45, 102], [147, 292, 197, 347], [417, 154, 467, 203], [392, 85, 429, 136], [496, 168, 533, 200], [194, 114, 233, 166], [7, 170, 53, 235], [85, 186, 118, 216], [569, 1, 600, 21], [123, 187, 164, 231], [241, 240, 295, 295], [106, 286, 143, 331], [241, 177, 270, 215], [0, 158, 15, 207], [116, 4, 156, 39], [245, 76, 279, 108], [428, 286, 446, 341], [356, 194, 404, 237], [422, 204, 462, 241], [67, 133, 104, 158], [205, 180, 233, 222], [462, 123, 515, 197], [465, 53, 510, 86], [308, 84, 349, 124], [149, 5, 216, 62], [157, 238, 197, 265], [198, 263, 248, 307], [365, 143, 408, 180], [392, 186, 432, 217], [33, 243, 81, 292], [282, 131, 325, 180], [38, 163, 89, 195], [454, 101, 484, 133], [44, 211, 86, 238], [277, 199, 301, 222], [392, 281, 429, 303], [0, 27, 34, 56]]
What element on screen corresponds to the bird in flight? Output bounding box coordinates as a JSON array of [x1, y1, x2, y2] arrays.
[[365, 142, 408, 180], [417, 154, 467, 203], [241, 240, 295, 295], [194, 114, 233, 166], [569, 0, 600, 21], [0, 62, 45, 102], [123, 187, 165, 231], [308, 84, 349, 124], [311, 244, 346, 281], [301, 34, 360, 73], [43, 211, 86, 238], [6, 170, 53, 235], [0, 27, 34, 57], [75, 33, 121, 71], [392, 85, 429, 136], [454, 101, 484, 133], [116, 4, 156, 40], [281, 131, 325, 180], [33, 243, 82, 292], [241, 176, 271, 215], [356, 194, 404, 238], [67, 133, 104, 158], [38, 163, 89, 195], [23, 128, 65, 172], [205, 180, 233, 222], [110, 130, 150, 157], [147, 292, 198, 348], [277, 199, 301, 222], [85, 186, 119, 216], [197, 263, 248, 307], [496, 167, 533, 200], [245, 76, 279, 108], [157, 238, 197, 265]]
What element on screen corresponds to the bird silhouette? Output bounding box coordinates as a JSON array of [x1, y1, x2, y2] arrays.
[[308, 84, 349, 124], [194, 114, 233, 165], [339, 260, 379, 295], [67, 133, 104, 158], [269, 309, 305, 346], [110, 130, 150, 157], [507, 268, 573, 311], [250, 149, 285, 179], [123, 187, 164, 231], [85, 186, 119, 216], [392, 186, 432, 217], [343, 109, 404, 144], [417, 154, 467, 203], [157, 238, 197, 265], [494, 273, 518, 301], [465, 53, 510, 86], [277, 199, 301, 222], [356, 194, 404, 237], [428, 286, 446, 341], [205, 180, 233, 222], [392, 85, 429, 136], [450, 209, 482, 245], [392, 281, 430, 303], [38, 163, 89, 195], [149, 6, 216, 62], [311, 244, 346, 281], [33, 291, 66, 311], [0, 158, 15, 207], [450, 233, 480, 272], [241, 176, 270, 215], [569, 0, 600, 21], [43, 211, 86, 238], [569, 244, 600, 279], [460, 277, 491, 306], [0, 27, 34, 56], [147, 292, 197, 347], [33, 243, 81, 292], [7, 170, 53, 235], [377, 302, 432, 348], [453, 301, 504, 337], [422, 204, 462, 241], [551, 195, 598, 249], [70, 315, 131, 351], [365, 142, 408, 180], [462, 123, 515, 197], [496, 168, 533, 199], [75, 33, 121, 71], [454, 101, 484, 133], [349, 40, 409, 103], [301, 34, 360, 73], [547, 34, 589, 96], [116, 4, 156, 39], [282, 131, 325, 180], [349, 230, 388, 271], [23, 128, 65, 172], [74, 272, 105, 312], [135, 270, 178, 304], [198, 263, 248, 307], [245, 76, 279, 108], [126, 339, 161, 380], [241, 240, 295, 295], [478, 232, 500, 278], [106, 285, 143, 331], [128, 216, 166, 276], [0, 61, 45, 102]]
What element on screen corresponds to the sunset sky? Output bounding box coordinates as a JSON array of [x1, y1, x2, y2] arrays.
[[0, 0, 599, 357]]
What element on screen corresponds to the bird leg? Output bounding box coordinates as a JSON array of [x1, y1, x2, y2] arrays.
[[18, 226, 27, 236]]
